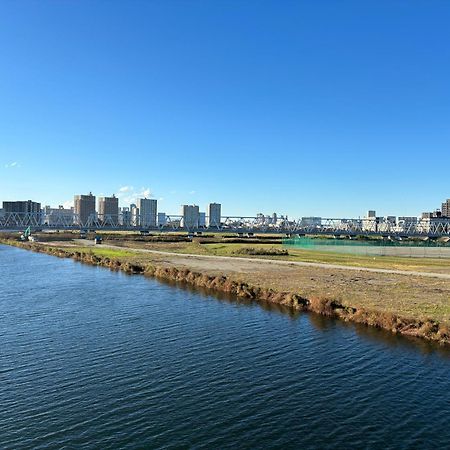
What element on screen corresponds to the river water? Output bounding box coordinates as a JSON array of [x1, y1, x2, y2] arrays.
[[1, 245, 449, 449]]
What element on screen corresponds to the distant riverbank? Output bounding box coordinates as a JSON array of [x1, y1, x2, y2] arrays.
[[1, 238, 450, 346]]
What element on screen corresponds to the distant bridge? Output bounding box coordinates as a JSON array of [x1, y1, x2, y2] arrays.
[[1, 213, 450, 238]]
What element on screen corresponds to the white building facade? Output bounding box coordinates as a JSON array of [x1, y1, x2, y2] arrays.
[[43, 205, 74, 226], [181, 205, 199, 229], [138, 198, 157, 227], [207, 203, 221, 227]]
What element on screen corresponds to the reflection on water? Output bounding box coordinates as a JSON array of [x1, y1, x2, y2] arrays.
[[140, 274, 303, 318], [144, 269, 450, 357]]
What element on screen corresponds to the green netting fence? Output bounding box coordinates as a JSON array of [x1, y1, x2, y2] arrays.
[[283, 236, 450, 258]]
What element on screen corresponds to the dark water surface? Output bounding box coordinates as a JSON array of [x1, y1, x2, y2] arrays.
[[1, 245, 449, 449]]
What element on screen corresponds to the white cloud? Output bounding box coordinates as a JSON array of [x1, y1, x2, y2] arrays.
[[115, 185, 154, 205], [189, 190, 196, 195], [5, 161, 20, 168], [139, 187, 152, 198]]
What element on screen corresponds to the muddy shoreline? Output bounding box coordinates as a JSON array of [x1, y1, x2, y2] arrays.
[[3, 239, 450, 345]]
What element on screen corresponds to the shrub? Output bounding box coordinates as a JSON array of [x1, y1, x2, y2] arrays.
[[233, 247, 289, 256]]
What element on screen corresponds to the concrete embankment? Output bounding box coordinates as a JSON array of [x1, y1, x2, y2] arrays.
[[2, 239, 450, 346]]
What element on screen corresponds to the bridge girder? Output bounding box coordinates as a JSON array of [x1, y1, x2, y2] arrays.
[[0, 213, 449, 237]]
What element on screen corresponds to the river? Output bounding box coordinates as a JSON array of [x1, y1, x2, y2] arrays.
[[1, 245, 449, 449]]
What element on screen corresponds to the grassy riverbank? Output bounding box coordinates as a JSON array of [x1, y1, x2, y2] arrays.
[[2, 236, 450, 345], [108, 239, 450, 274]]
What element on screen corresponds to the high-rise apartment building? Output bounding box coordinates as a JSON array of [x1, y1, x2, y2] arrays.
[[74, 192, 96, 225], [3, 200, 41, 214], [207, 203, 221, 227], [138, 198, 157, 227], [98, 195, 119, 222], [181, 205, 199, 229], [2, 200, 42, 225], [442, 199, 450, 217]]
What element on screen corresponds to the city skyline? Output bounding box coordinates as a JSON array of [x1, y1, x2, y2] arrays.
[[2, 194, 450, 237], [1, 192, 449, 220], [1, 2, 450, 217]]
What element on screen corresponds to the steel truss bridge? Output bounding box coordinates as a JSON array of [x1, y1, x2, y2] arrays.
[[1, 213, 450, 238]]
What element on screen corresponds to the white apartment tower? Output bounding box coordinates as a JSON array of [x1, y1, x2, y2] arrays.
[[207, 203, 221, 227], [130, 204, 139, 227], [138, 198, 157, 227], [181, 205, 199, 229]]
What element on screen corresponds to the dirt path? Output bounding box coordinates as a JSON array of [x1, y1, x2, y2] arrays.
[[80, 241, 450, 280]]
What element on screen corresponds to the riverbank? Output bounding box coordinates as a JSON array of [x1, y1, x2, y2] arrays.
[[2, 238, 450, 345]]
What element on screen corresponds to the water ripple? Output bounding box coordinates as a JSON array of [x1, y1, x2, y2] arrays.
[[1, 245, 449, 450]]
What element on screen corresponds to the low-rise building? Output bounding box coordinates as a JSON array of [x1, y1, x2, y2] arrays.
[[395, 216, 418, 233], [43, 205, 74, 226], [377, 216, 396, 233], [157, 212, 167, 227], [120, 207, 132, 226], [300, 217, 322, 229], [417, 217, 450, 234], [362, 210, 381, 232]]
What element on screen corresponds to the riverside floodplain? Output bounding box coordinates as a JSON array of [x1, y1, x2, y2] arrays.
[[8, 232, 449, 339]]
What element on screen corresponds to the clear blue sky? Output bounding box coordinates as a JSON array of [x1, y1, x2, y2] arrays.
[[1, 1, 449, 218]]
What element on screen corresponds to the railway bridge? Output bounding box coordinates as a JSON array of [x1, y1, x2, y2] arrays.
[[1, 213, 449, 238]]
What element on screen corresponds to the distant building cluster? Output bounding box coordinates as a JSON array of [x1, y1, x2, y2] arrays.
[[0, 193, 223, 230], [422, 198, 450, 219], [298, 199, 450, 234], [360, 211, 416, 233], [1, 195, 450, 234]]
